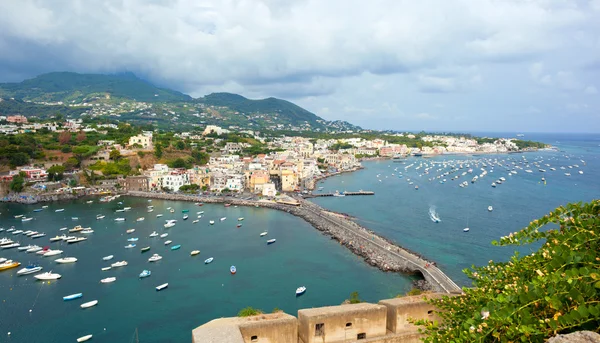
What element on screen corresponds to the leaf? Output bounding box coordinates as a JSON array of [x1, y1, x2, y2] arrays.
[[594, 281, 600, 289]]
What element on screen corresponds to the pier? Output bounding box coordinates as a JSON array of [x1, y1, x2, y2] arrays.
[[127, 191, 463, 294], [306, 190, 375, 197]]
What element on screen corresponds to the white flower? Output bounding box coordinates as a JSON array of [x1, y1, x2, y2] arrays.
[[481, 311, 490, 320]]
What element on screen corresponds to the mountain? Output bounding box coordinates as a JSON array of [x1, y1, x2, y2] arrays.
[[0, 72, 192, 103]]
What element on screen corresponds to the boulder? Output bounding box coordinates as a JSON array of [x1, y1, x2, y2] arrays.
[[547, 331, 600, 343]]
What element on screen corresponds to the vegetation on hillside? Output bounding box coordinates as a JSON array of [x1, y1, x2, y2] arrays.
[[0, 99, 91, 118], [238, 307, 263, 317], [513, 139, 548, 150], [415, 200, 600, 342]]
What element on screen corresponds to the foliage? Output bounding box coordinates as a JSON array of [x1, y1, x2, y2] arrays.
[[175, 140, 185, 150], [191, 149, 209, 165], [168, 158, 192, 169], [9, 152, 30, 167], [400, 288, 423, 297], [414, 201, 600, 343], [47, 165, 65, 181], [178, 184, 200, 193], [237, 307, 263, 317], [58, 131, 72, 144], [348, 291, 363, 304], [154, 144, 163, 158], [63, 157, 79, 171], [513, 139, 547, 150], [330, 141, 353, 151], [137, 151, 145, 158], [89, 159, 132, 176], [76, 131, 86, 142], [0, 98, 91, 119], [476, 137, 498, 145], [9, 172, 25, 192], [109, 149, 122, 161], [72, 145, 99, 164]]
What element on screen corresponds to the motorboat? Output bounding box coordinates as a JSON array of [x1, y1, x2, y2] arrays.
[[123, 207, 132, 211], [55, 209, 65, 212], [127, 237, 139, 242], [190, 250, 200, 256], [63, 293, 83, 301], [141, 246, 150, 253], [296, 286, 307, 296], [0, 258, 5, 263], [77, 334, 93, 342], [463, 228, 470, 232], [267, 239, 276, 245], [488, 206, 493, 212], [183, 215, 189, 220], [44, 250, 63, 257], [164, 240, 172, 245], [100, 277, 116, 283], [126, 229, 135, 234], [156, 214, 163, 218], [102, 255, 114, 261], [21, 217, 33, 222], [50, 235, 66, 242], [148, 209, 154, 213], [80, 301, 98, 309], [0, 260, 21, 271], [170, 245, 181, 250], [148, 254, 162, 262], [71, 217, 79, 221], [156, 283, 168, 291], [164, 222, 176, 228], [17, 265, 42, 275], [67, 237, 87, 244], [27, 245, 42, 253], [149, 231, 158, 237], [230, 266, 236, 274], [139, 270, 151, 278], [101, 267, 111, 271], [59, 227, 68, 231], [81, 229, 94, 234], [160, 233, 168, 238], [115, 218, 126, 222], [0, 238, 14, 245], [96, 215, 105, 220], [69, 225, 84, 233], [34, 272, 62, 280], [2, 243, 21, 249], [111, 261, 128, 267], [32, 233, 47, 239], [13, 230, 24, 235], [220, 217, 226, 221], [204, 257, 214, 264], [491, 182, 496, 187], [18, 244, 33, 251], [36, 247, 51, 255], [14, 214, 24, 218], [124, 243, 136, 249], [56, 257, 78, 264], [192, 220, 199, 224], [236, 224, 242, 228], [209, 220, 215, 225], [237, 217, 244, 221], [136, 217, 145, 222]]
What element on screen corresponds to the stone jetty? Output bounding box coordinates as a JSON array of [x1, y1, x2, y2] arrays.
[[127, 191, 463, 294]]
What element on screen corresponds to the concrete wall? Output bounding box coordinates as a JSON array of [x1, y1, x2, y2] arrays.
[[192, 313, 297, 343], [298, 303, 387, 343], [379, 294, 443, 334]]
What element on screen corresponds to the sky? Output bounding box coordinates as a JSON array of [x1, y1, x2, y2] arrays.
[[0, 0, 599, 132]]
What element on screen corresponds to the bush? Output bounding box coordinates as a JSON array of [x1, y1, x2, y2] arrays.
[[349, 291, 362, 304], [238, 307, 263, 317]]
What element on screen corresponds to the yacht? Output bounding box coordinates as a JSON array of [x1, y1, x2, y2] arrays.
[[17, 264, 42, 275], [0, 260, 21, 271], [80, 300, 98, 309], [148, 254, 162, 262], [111, 261, 128, 267], [296, 286, 307, 296], [101, 277, 117, 283], [149, 231, 159, 237], [139, 270, 151, 278], [204, 257, 214, 264], [56, 257, 78, 264], [102, 255, 114, 261], [34, 272, 62, 280], [156, 283, 168, 291]]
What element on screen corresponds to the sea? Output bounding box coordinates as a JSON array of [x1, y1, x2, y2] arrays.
[[0, 132, 598, 342]]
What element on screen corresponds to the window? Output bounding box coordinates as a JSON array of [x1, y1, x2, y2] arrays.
[[250, 335, 258, 342], [315, 323, 324, 336], [345, 322, 352, 328], [357, 333, 366, 339]]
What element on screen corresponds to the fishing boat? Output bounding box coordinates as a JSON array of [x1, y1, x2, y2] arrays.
[[148, 254, 163, 262], [56, 257, 78, 264], [55, 209, 65, 212], [136, 217, 145, 222], [17, 264, 42, 275], [141, 247, 150, 253], [0, 260, 21, 271], [115, 218, 126, 222], [296, 286, 307, 296], [43, 249, 63, 257], [170, 245, 181, 250], [36, 247, 51, 255], [164, 240, 172, 245], [63, 293, 83, 301], [149, 231, 158, 237], [126, 229, 135, 234], [102, 255, 114, 261], [204, 257, 214, 264], [260, 232, 268, 237], [77, 334, 93, 342], [267, 239, 276, 245], [230, 266, 236, 274], [190, 250, 200, 256], [34, 272, 61, 280], [156, 283, 168, 291], [139, 270, 151, 278], [488, 206, 493, 212], [183, 215, 189, 220], [101, 277, 116, 283], [80, 300, 98, 309], [209, 220, 215, 225], [125, 243, 136, 249], [160, 233, 168, 238], [111, 261, 128, 267]]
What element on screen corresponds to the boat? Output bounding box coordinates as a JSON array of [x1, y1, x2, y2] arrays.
[[36, 247, 51, 255], [63, 293, 83, 301], [491, 182, 496, 187], [192, 220, 199, 224], [59, 227, 68, 231], [209, 220, 215, 225], [71, 217, 79, 221], [267, 239, 276, 245], [80, 300, 98, 309], [0, 258, 5, 263], [86, 201, 93, 204], [123, 207, 132, 211], [156, 283, 168, 291], [115, 209, 125, 213], [81, 229, 94, 234], [136, 217, 145, 222], [17, 265, 42, 275], [171, 245, 181, 250], [169, 209, 175, 213], [69, 225, 84, 233], [111, 261, 128, 267], [101, 267, 111, 271], [50, 235, 66, 242], [126, 229, 135, 234], [182, 215, 189, 220], [43, 250, 63, 256], [14, 214, 24, 218], [33, 209, 43, 212], [164, 240, 172, 245], [56, 257, 78, 264], [0, 260, 21, 271], [160, 233, 168, 238], [204, 257, 214, 264], [463, 228, 470, 232], [141, 247, 150, 253], [55, 209, 65, 212], [2, 243, 20, 249], [18, 244, 33, 251], [230, 265, 236, 274], [125, 243, 136, 249], [12, 230, 24, 235], [101, 277, 116, 283], [149, 232, 158, 237], [67, 237, 87, 244], [224, 203, 231, 207], [488, 206, 493, 212], [147, 209, 154, 213], [115, 218, 126, 222], [31, 233, 47, 239], [139, 270, 151, 278], [296, 286, 307, 296], [156, 214, 163, 218], [102, 255, 114, 261], [190, 250, 200, 256], [260, 232, 268, 237], [21, 217, 33, 222], [127, 237, 139, 242], [164, 222, 176, 228], [237, 217, 244, 221], [148, 254, 163, 262], [182, 209, 189, 213], [26, 245, 42, 253], [77, 334, 93, 342], [197, 211, 204, 214], [34, 272, 61, 280]]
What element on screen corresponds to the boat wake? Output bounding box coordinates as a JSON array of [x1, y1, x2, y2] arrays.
[[429, 206, 441, 223]]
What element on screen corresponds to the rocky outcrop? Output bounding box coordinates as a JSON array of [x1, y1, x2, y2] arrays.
[[547, 331, 600, 343]]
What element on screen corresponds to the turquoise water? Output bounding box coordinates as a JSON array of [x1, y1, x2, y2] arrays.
[[0, 199, 412, 342], [312, 133, 599, 286]]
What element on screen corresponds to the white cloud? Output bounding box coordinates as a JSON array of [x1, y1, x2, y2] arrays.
[[584, 86, 598, 94]]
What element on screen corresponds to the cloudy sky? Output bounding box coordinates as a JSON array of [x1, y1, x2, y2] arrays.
[[1, 0, 599, 132]]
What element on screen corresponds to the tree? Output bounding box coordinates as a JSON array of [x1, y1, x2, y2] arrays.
[[154, 144, 163, 158], [76, 131, 86, 142], [415, 200, 600, 343], [175, 140, 185, 150], [109, 149, 122, 161], [191, 149, 209, 165], [168, 158, 190, 169], [137, 151, 145, 158], [47, 165, 66, 181], [69, 179, 78, 187], [9, 152, 30, 167], [63, 157, 79, 171], [9, 173, 25, 192], [348, 291, 363, 304], [58, 131, 71, 144]]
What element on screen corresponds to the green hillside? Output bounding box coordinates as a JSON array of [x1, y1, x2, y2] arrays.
[[0, 72, 192, 103], [0, 98, 90, 119]]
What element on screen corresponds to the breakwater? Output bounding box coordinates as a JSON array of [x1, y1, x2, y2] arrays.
[[127, 191, 462, 294]]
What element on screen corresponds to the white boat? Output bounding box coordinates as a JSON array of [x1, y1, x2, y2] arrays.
[[14, 214, 24, 218], [267, 239, 276, 245], [127, 237, 139, 242], [160, 233, 168, 238], [2, 243, 20, 249], [44, 250, 63, 257], [488, 206, 493, 212], [81, 229, 94, 234], [0, 258, 5, 263], [80, 300, 98, 309], [18, 244, 34, 251], [126, 229, 135, 234], [86, 201, 93, 204], [124, 243, 136, 249], [31, 233, 46, 239], [101, 266, 112, 271], [124, 207, 132, 211], [100, 277, 116, 283], [204, 257, 214, 264], [156, 214, 163, 218], [579, 170, 584, 174], [149, 231, 158, 237], [71, 217, 79, 221], [164, 222, 176, 228], [148, 254, 162, 262], [111, 261, 128, 267], [209, 220, 215, 225], [164, 240, 172, 245], [260, 232, 268, 237], [192, 220, 199, 224], [21, 217, 33, 222], [136, 217, 145, 222], [115, 218, 126, 222], [67, 237, 87, 244], [237, 217, 244, 221], [55, 209, 65, 212], [17, 265, 43, 275], [12, 230, 23, 235], [169, 209, 175, 213], [102, 255, 114, 261], [156, 283, 168, 291], [26, 245, 42, 253], [96, 215, 106, 220], [56, 257, 78, 264], [34, 272, 61, 280], [190, 250, 200, 256], [296, 286, 307, 296], [74, 326, 93, 338], [59, 227, 68, 231], [463, 228, 470, 232], [220, 217, 226, 221], [50, 235, 66, 242]]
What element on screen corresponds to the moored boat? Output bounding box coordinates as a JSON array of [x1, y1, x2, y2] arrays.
[[100, 277, 116, 283], [156, 283, 168, 291], [160, 233, 168, 238], [0, 260, 21, 271], [260, 232, 268, 237], [267, 239, 276, 245], [230, 265, 236, 274], [148, 254, 162, 262], [43, 249, 63, 257], [204, 257, 214, 264], [34, 272, 61, 280], [139, 270, 151, 278], [488, 206, 493, 212], [56, 257, 78, 264], [141, 246, 150, 253], [149, 231, 158, 237], [17, 264, 42, 275], [296, 286, 307, 296], [124, 243, 136, 249], [237, 217, 244, 221], [111, 261, 128, 267], [67, 237, 87, 244], [164, 240, 172, 245], [63, 293, 83, 301], [102, 255, 114, 261], [170, 244, 181, 250], [126, 229, 135, 234], [190, 250, 200, 256], [80, 300, 98, 309], [77, 334, 93, 342], [209, 220, 215, 225]]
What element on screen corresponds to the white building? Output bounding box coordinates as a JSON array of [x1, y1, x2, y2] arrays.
[[225, 175, 244, 192], [262, 183, 277, 197], [128, 133, 153, 149], [202, 125, 229, 136], [163, 170, 190, 192]]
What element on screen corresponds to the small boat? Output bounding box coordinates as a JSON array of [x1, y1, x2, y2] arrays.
[[491, 182, 496, 187], [141, 247, 150, 253], [55, 209, 65, 212], [230, 265, 236, 274], [27, 245, 42, 253], [63, 293, 83, 301], [156, 283, 168, 291], [136, 217, 145, 222], [116, 209, 125, 213], [77, 334, 93, 342], [169, 209, 175, 213], [236, 224, 242, 228], [71, 217, 79, 221], [56, 257, 78, 264], [111, 261, 128, 267], [17, 265, 42, 275], [156, 214, 163, 218], [164, 240, 172, 245], [237, 217, 244, 221], [50, 235, 66, 242], [204, 257, 214, 264], [126, 229, 135, 234], [127, 237, 139, 242], [96, 215, 105, 220], [101, 267, 111, 271], [80, 301, 98, 309], [1, 243, 20, 249], [209, 220, 215, 225], [13, 230, 24, 235], [182, 209, 189, 213], [0, 260, 21, 271], [170, 245, 181, 250], [18, 244, 33, 251], [69, 225, 84, 233], [115, 218, 126, 222], [267, 239, 276, 245], [190, 250, 200, 256], [183, 215, 189, 220], [160, 233, 168, 238], [14, 214, 24, 218], [67, 237, 87, 244], [296, 286, 307, 296], [86, 201, 93, 204], [22, 217, 34, 222], [36, 247, 51, 255], [102, 255, 114, 261], [0, 258, 5, 263], [220, 217, 226, 221], [149, 232, 158, 237], [139, 270, 151, 278], [148, 254, 162, 262], [81, 229, 94, 234], [192, 220, 199, 224], [34, 272, 62, 280], [164, 222, 176, 228], [463, 228, 470, 232], [147, 209, 154, 213], [124, 243, 136, 249], [488, 206, 493, 212], [101, 277, 116, 283], [197, 211, 204, 214], [33, 209, 43, 212], [123, 207, 132, 211], [59, 227, 68, 231], [224, 203, 231, 207], [43, 250, 63, 257]]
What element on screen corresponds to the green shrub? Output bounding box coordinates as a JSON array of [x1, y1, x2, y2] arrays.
[[238, 307, 263, 317]]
